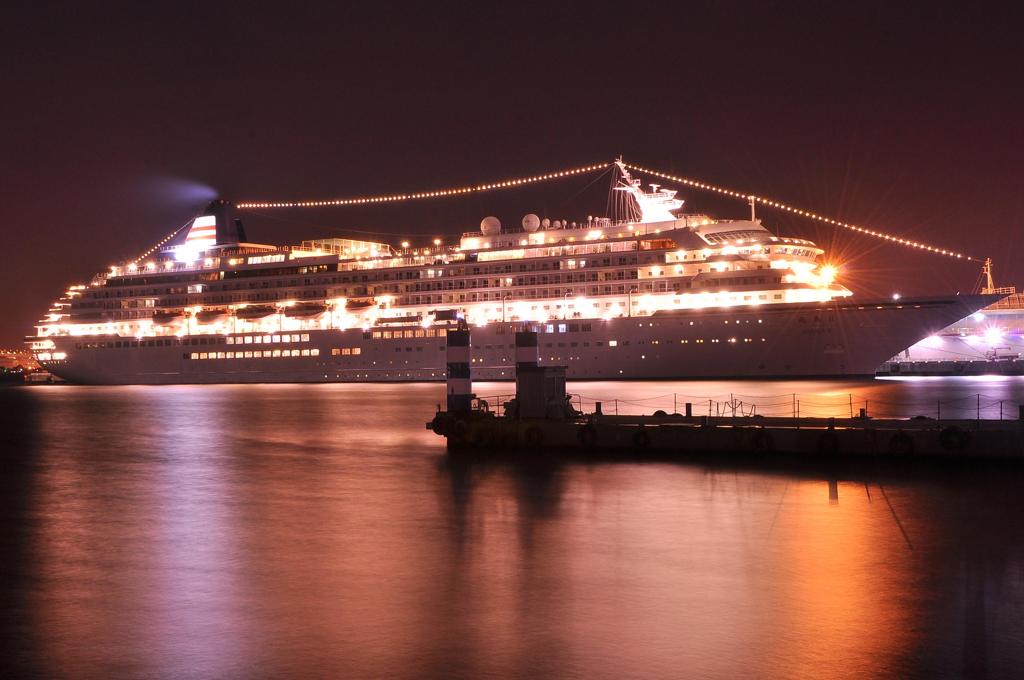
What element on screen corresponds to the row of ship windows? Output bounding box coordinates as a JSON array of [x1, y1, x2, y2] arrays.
[[167, 335, 783, 363], [83, 281, 777, 313], [72, 320, 775, 352], [226, 334, 310, 345], [396, 289, 786, 305], [187, 349, 321, 360], [368, 323, 597, 339], [608, 338, 767, 346], [75, 335, 773, 357], [74, 334, 312, 350], [372, 328, 448, 339], [366, 337, 774, 353], [75, 337, 229, 349]]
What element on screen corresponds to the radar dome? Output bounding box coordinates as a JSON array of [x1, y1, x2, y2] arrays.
[[522, 213, 541, 232], [541, 218, 551, 229], [480, 216, 501, 235], [552, 220, 562, 229]]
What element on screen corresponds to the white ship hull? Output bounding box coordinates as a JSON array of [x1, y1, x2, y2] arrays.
[[41, 296, 995, 384]]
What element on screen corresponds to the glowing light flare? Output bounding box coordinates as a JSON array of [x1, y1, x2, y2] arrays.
[[984, 326, 1004, 344], [783, 261, 839, 289]]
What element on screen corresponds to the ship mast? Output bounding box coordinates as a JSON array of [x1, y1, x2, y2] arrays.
[[982, 258, 995, 294], [612, 159, 683, 223], [980, 257, 1016, 295]]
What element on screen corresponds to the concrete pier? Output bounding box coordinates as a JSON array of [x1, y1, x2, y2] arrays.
[[428, 322, 1024, 460], [427, 412, 1024, 459]]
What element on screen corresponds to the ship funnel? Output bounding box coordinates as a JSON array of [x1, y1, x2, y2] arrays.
[[201, 199, 247, 244], [165, 199, 247, 259]]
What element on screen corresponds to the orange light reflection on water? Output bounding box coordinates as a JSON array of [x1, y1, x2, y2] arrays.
[[9, 383, 1023, 677]]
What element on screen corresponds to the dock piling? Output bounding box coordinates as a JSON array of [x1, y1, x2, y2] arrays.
[[446, 323, 472, 415]]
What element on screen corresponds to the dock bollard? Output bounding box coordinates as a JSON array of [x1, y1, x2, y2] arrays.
[[515, 327, 539, 369], [594, 401, 602, 415], [446, 324, 472, 415], [685, 402, 692, 417]]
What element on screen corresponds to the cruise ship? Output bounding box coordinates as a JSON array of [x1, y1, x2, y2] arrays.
[[29, 164, 996, 384]]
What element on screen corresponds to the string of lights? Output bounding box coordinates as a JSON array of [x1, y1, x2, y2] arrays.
[[232, 158, 976, 262], [132, 222, 191, 264], [623, 163, 978, 262], [235, 162, 612, 209]]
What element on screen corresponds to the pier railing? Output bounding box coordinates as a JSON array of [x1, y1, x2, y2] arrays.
[[472, 392, 1024, 422]]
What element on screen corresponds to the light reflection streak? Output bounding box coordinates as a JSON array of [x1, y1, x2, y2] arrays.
[[14, 381, 1024, 677]]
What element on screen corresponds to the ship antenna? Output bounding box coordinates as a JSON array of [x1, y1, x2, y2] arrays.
[[982, 257, 995, 294]]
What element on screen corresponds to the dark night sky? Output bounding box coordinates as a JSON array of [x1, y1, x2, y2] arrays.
[[1, 1, 1020, 347]]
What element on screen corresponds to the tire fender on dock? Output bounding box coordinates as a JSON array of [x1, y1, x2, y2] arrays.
[[524, 425, 545, 448], [888, 430, 914, 455], [939, 426, 970, 452], [751, 429, 775, 452], [577, 424, 598, 448], [816, 431, 840, 455]]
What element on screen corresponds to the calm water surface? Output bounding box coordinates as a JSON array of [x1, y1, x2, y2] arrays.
[[2, 378, 1023, 679]]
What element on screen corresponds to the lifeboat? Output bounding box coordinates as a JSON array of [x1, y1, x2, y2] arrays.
[[345, 298, 376, 310], [376, 314, 422, 325], [284, 303, 327, 318], [152, 311, 184, 325], [196, 310, 228, 324], [235, 305, 276, 320], [73, 312, 113, 323]]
